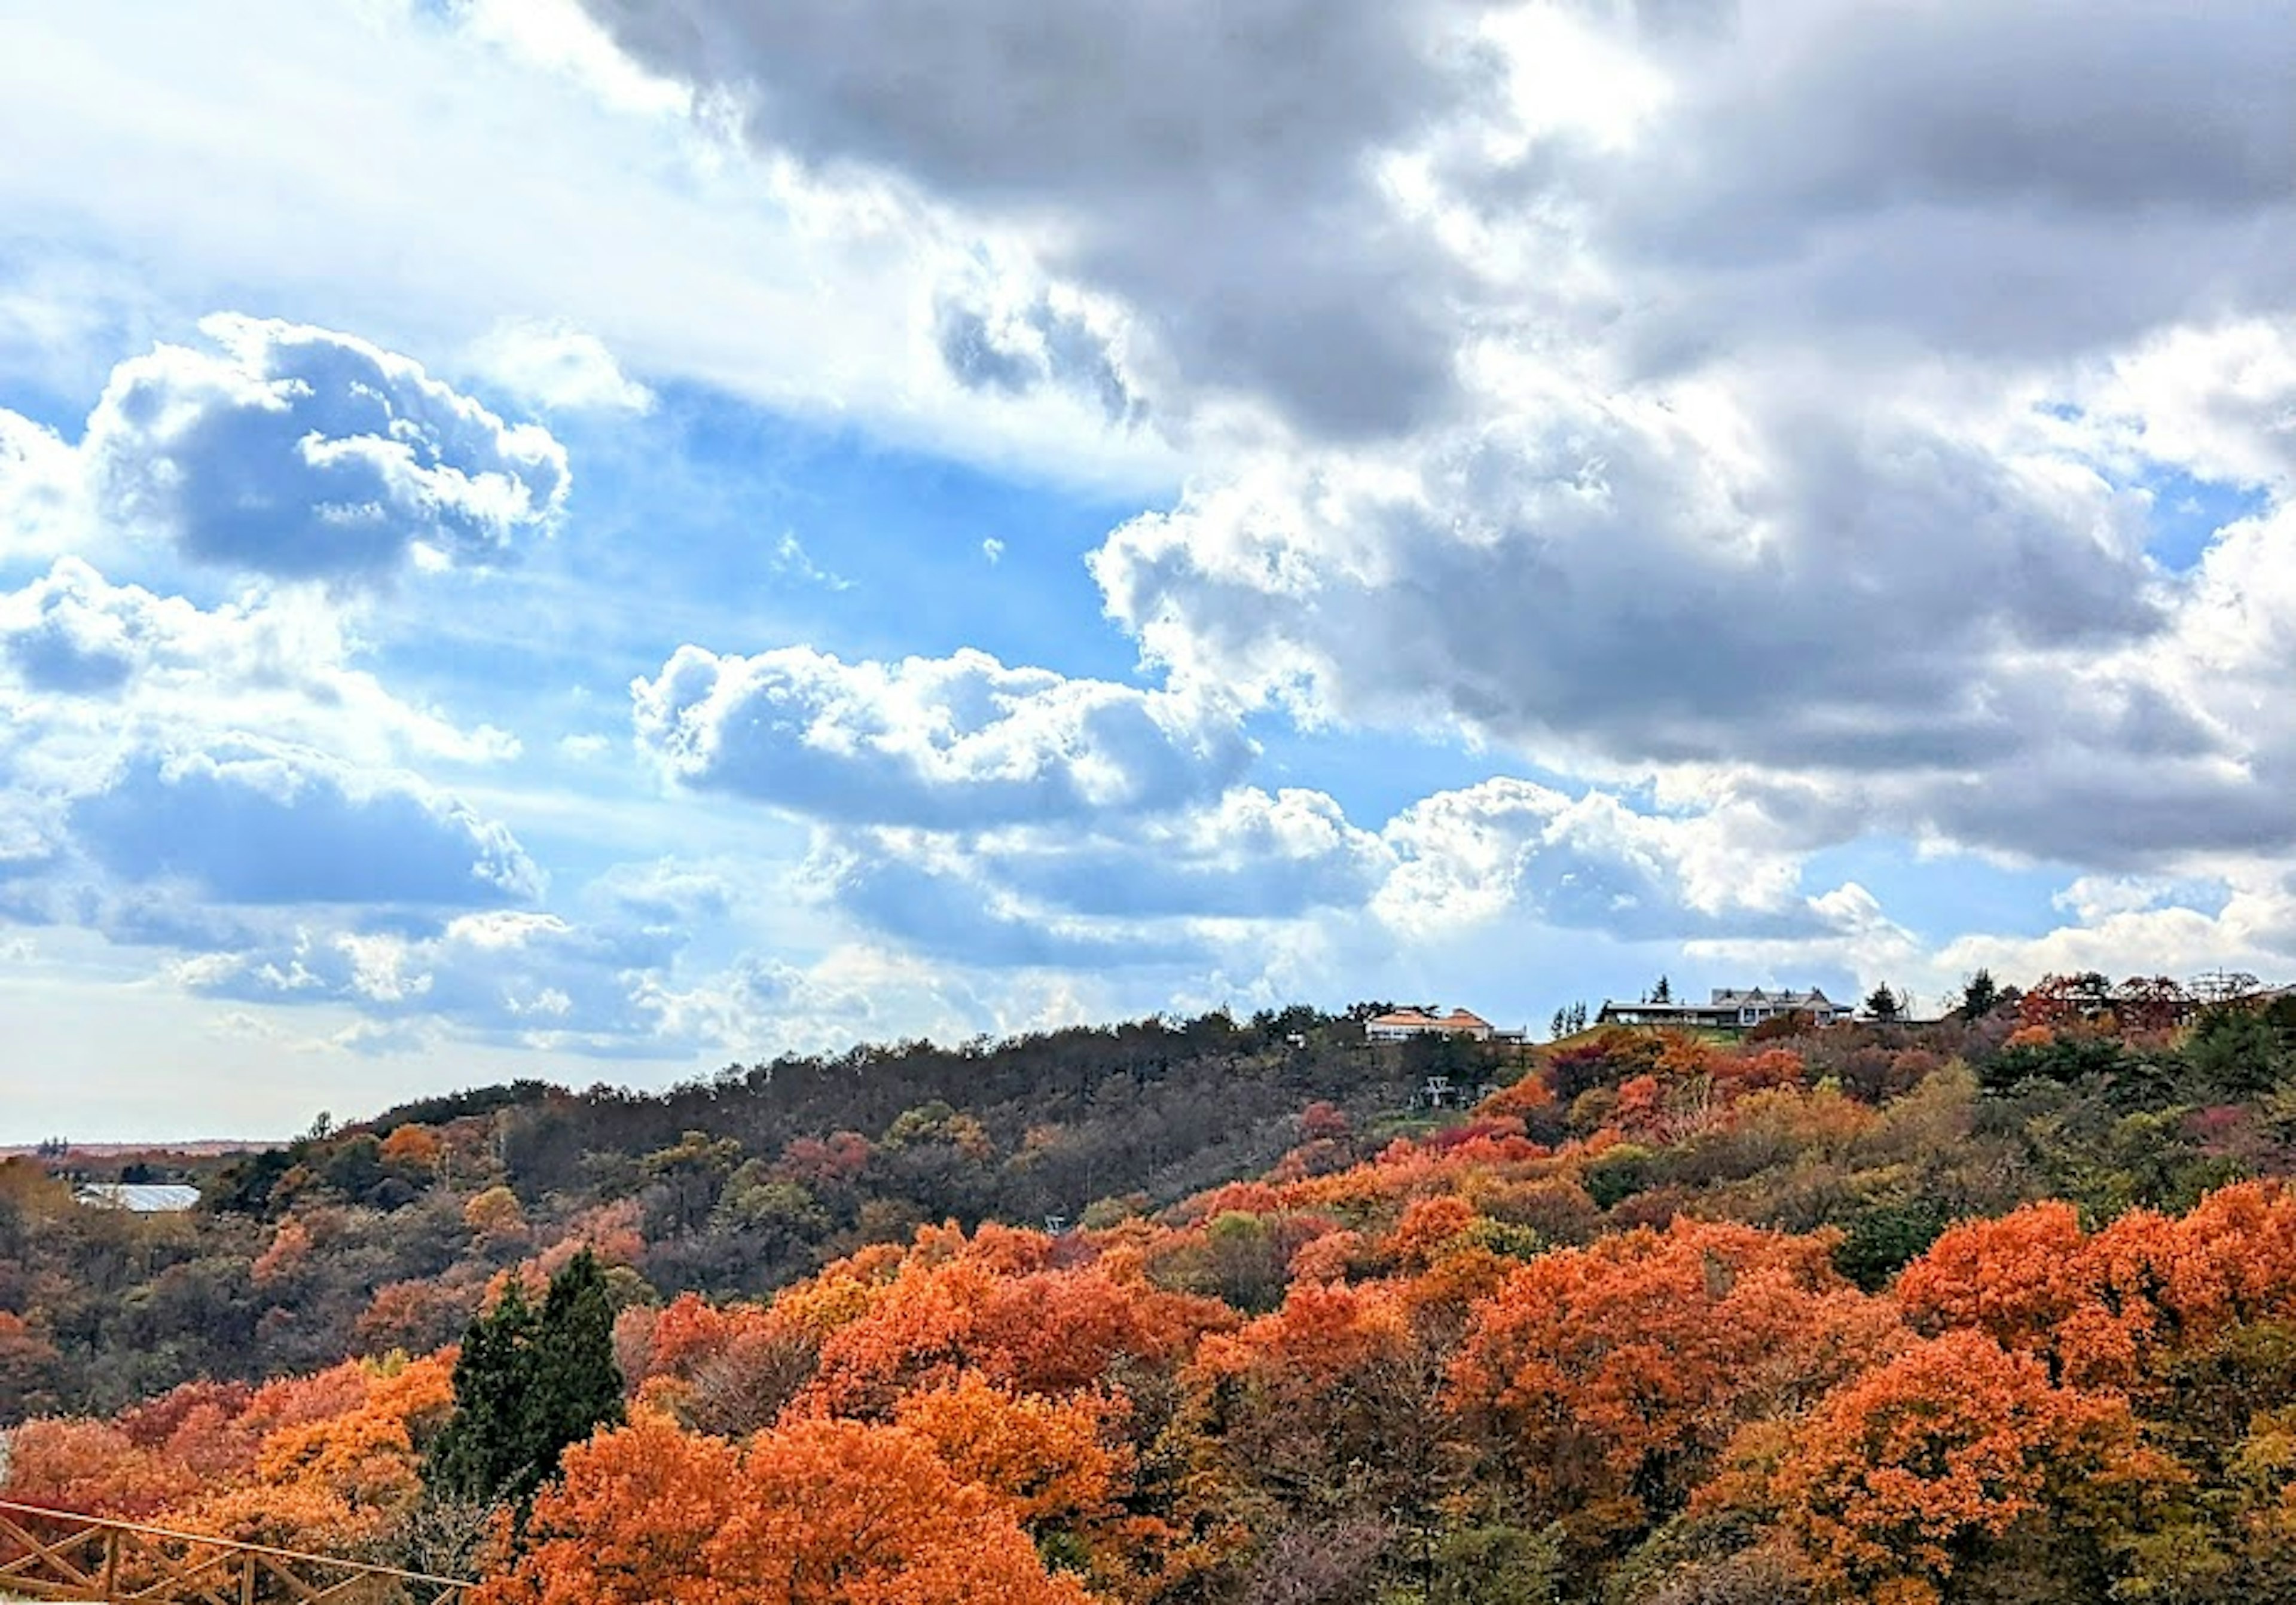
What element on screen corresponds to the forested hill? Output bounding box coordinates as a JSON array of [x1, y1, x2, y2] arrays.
[[2, 1004, 1490, 1413], [10, 980, 2296, 1601]]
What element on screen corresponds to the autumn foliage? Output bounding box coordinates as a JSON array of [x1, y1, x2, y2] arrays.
[[19, 999, 2296, 1601], [481, 1414, 1093, 1605], [1758, 1331, 2160, 1594]]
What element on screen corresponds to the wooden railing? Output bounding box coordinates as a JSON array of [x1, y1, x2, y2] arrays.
[[0, 1500, 474, 1604]]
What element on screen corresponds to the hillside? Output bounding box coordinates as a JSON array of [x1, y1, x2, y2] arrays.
[[0, 1005, 1486, 1416], [5, 979, 2296, 1602]]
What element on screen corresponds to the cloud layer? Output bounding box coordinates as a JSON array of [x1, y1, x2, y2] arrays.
[[18, 0, 2296, 1135]]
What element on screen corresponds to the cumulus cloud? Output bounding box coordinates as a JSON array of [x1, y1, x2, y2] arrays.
[[800, 834, 1193, 970], [783, 787, 1392, 972], [650, 942, 1016, 1060], [86, 313, 567, 583], [1092, 378, 2163, 781], [631, 643, 1252, 828], [1374, 778, 1831, 942], [624, 629, 1883, 985], [775, 760, 1885, 1004], [1089, 376, 2296, 869]]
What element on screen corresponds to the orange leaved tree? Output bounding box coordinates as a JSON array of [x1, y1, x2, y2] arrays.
[[1448, 1218, 1900, 1533], [484, 1414, 1093, 1605], [1761, 1329, 2166, 1597]]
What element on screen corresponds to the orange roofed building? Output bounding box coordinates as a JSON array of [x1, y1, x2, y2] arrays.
[[1364, 1007, 1507, 1043]]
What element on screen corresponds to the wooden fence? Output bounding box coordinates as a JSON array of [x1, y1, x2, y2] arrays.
[[0, 1500, 473, 1604]]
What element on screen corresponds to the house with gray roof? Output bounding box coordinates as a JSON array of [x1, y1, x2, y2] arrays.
[[1596, 986, 1851, 1031]]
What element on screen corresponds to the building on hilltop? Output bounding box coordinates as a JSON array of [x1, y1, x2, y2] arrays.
[[1364, 1007, 1510, 1043], [74, 1182, 202, 1213], [1596, 986, 1852, 1031]]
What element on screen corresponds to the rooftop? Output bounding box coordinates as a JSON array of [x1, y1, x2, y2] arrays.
[[75, 1183, 202, 1213]]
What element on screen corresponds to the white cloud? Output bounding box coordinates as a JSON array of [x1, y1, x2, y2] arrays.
[[84, 314, 567, 585], [981, 786, 1393, 922], [1375, 778, 1829, 943], [649, 942, 1004, 1059], [770, 531, 851, 592], [1934, 906, 2271, 993], [457, 0, 688, 118], [2064, 319, 2296, 491], [0, 557, 518, 766], [631, 643, 1252, 829], [467, 317, 655, 414], [0, 409, 81, 562]]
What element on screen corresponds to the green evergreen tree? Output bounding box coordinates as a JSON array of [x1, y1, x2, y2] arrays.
[[527, 1249, 624, 1479], [426, 1277, 539, 1507], [425, 1251, 624, 1511]]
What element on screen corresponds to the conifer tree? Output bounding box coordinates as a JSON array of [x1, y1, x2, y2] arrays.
[[528, 1249, 624, 1482], [425, 1251, 624, 1512], [428, 1277, 539, 1507]]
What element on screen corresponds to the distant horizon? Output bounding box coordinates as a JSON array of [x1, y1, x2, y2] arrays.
[[11, 967, 2264, 1149]]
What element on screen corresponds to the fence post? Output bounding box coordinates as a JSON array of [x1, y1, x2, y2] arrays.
[[101, 1528, 119, 1600], [243, 1549, 258, 1604]]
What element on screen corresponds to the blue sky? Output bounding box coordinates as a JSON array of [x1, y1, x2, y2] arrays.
[[8, 0, 2296, 1141]]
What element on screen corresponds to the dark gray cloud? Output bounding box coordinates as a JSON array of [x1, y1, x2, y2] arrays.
[[1089, 364, 2296, 868], [577, 0, 1493, 436], [1097, 389, 2169, 770], [1601, 1, 2296, 366], [87, 314, 566, 583], [933, 292, 1146, 425], [1649, 3, 2296, 219]]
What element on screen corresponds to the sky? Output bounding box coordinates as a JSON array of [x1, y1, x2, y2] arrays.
[[7, 0, 2296, 1141]]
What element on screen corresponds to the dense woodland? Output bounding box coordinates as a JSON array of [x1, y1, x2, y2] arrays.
[[7, 976, 2296, 1601]]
